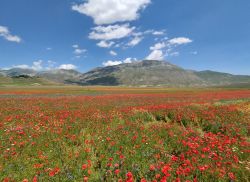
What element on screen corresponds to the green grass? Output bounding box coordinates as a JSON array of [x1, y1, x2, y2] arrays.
[[0, 76, 59, 86]]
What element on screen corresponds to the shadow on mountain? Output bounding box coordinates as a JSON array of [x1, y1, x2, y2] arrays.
[[80, 76, 120, 86]]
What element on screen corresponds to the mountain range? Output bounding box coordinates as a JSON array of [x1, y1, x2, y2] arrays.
[[1, 60, 250, 87]]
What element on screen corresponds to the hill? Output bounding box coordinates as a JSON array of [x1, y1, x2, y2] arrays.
[[78, 60, 204, 86], [0, 68, 37, 77], [1, 60, 249, 87], [194, 70, 250, 86], [78, 60, 250, 87], [0, 75, 57, 86], [37, 69, 81, 84]]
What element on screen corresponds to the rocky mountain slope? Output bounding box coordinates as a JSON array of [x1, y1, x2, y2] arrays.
[[37, 69, 81, 84], [78, 60, 250, 87], [78, 60, 204, 86], [1, 60, 249, 87]]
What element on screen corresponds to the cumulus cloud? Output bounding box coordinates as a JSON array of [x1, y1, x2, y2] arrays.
[[146, 50, 164, 60], [146, 36, 193, 60], [97, 40, 115, 48], [89, 24, 135, 41], [32, 60, 43, 70], [123, 57, 137, 63], [102, 57, 137, 66], [58, 64, 77, 70], [0, 25, 21, 43], [72, 44, 87, 58], [74, 48, 87, 55], [168, 37, 192, 45], [127, 36, 143, 47], [0, 26, 9, 34], [152, 30, 165, 35], [11, 61, 77, 71], [72, 44, 79, 48], [13, 60, 43, 71], [72, 0, 151, 25], [88, 25, 167, 49], [109, 50, 117, 56], [93, 28, 168, 49], [150, 42, 166, 50], [102, 60, 122, 66], [13, 64, 30, 69]]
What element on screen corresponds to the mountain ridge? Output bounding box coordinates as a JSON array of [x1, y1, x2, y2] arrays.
[[1, 60, 250, 87]]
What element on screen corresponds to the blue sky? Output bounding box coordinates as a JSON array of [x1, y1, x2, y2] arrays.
[[0, 0, 250, 74]]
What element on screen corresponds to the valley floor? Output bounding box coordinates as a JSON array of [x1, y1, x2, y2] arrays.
[[0, 86, 249, 181]]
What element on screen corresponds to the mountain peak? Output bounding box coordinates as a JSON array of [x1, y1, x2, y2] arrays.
[[114, 60, 180, 70], [1, 61, 250, 87], [78, 60, 201, 86]]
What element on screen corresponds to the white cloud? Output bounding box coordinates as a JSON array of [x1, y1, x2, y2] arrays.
[[13, 60, 44, 70], [168, 37, 192, 45], [74, 48, 87, 55], [97, 40, 114, 48], [143, 30, 154, 34], [72, 45, 87, 58], [109, 50, 117, 56], [72, 44, 79, 48], [11, 61, 77, 71], [13, 64, 30, 69], [5, 35, 21, 42], [152, 31, 165, 35], [0, 26, 8, 34], [89, 24, 135, 40], [58, 64, 77, 70], [150, 42, 166, 50], [46, 47, 52, 51], [146, 50, 164, 60], [147, 42, 166, 60], [123, 57, 137, 63], [72, 0, 151, 25], [32, 60, 43, 70], [146, 36, 193, 60], [114, 43, 122, 48], [0, 25, 21, 43], [102, 60, 122, 66], [127, 36, 143, 47], [103, 57, 137, 66]]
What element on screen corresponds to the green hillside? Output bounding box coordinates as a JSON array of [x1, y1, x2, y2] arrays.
[[0, 75, 58, 86]]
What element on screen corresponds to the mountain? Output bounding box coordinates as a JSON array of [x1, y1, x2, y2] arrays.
[[78, 60, 205, 86], [0, 68, 49, 86], [0, 68, 37, 77], [0, 68, 81, 86], [0, 75, 57, 86], [37, 69, 81, 84], [194, 70, 250, 85], [0, 60, 249, 87]]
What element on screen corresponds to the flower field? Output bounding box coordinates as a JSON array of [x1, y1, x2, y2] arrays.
[[0, 87, 249, 182]]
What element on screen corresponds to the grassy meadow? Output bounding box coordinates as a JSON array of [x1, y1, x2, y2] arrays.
[[0, 86, 249, 182]]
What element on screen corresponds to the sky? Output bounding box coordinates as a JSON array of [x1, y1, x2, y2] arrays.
[[0, 0, 250, 75]]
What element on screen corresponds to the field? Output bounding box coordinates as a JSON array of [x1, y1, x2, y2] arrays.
[[0, 86, 249, 182]]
